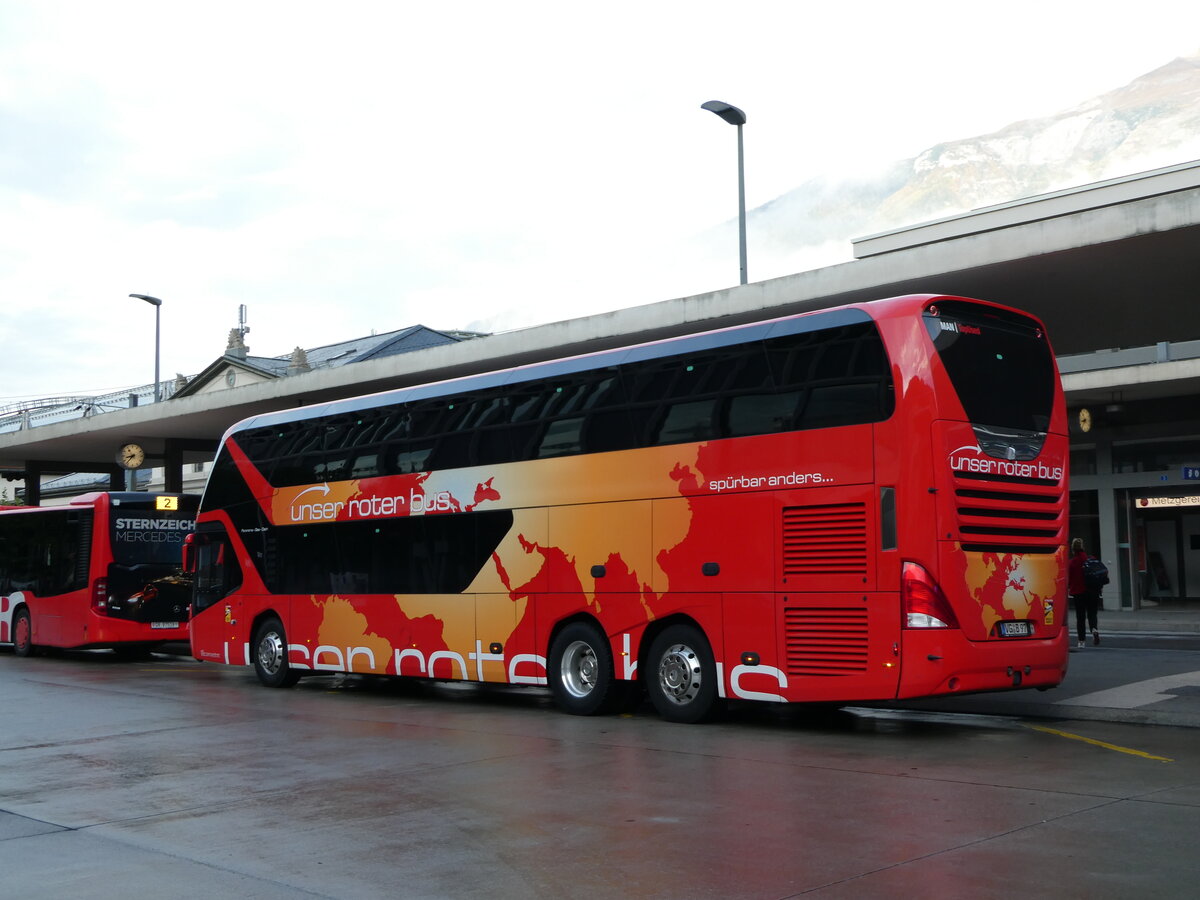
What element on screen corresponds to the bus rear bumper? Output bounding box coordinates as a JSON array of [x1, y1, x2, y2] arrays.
[[83, 615, 189, 647], [896, 628, 1068, 698]]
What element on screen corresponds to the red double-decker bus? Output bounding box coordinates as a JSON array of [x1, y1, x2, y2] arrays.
[[187, 294, 1068, 722], [1, 492, 198, 656]]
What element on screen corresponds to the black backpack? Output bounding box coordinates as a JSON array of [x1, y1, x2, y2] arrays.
[[1082, 556, 1109, 588]]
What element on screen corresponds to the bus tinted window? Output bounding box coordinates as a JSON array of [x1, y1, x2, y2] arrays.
[[264, 510, 514, 595], [657, 399, 718, 444], [924, 301, 1054, 435], [538, 417, 584, 458], [191, 524, 243, 613], [111, 510, 196, 566], [226, 318, 893, 482], [729, 390, 800, 437], [0, 510, 89, 596]]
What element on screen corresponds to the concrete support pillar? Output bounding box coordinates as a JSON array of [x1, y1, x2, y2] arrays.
[[1091, 439, 1124, 611], [23, 463, 41, 507], [164, 441, 184, 494], [1097, 488, 1122, 610]]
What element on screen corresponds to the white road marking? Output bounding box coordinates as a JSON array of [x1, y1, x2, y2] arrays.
[[1056, 671, 1200, 709]]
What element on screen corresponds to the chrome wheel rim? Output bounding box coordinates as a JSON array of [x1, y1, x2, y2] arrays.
[[657, 642, 702, 706], [257, 631, 285, 675], [560, 640, 599, 698]]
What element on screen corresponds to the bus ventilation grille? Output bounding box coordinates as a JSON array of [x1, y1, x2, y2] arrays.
[[783, 607, 869, 675], [952, 481, 1064, 554], [782, 503, 868, 576]]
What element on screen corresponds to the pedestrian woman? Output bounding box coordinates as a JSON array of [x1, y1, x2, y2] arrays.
[[1067, 537, 1100, 649]]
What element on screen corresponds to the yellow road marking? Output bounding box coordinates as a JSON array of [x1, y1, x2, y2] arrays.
[[1026, 724, 1173, 762]]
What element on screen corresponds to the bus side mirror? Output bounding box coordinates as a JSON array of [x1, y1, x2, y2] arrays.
[[182, 533, 198, 573]]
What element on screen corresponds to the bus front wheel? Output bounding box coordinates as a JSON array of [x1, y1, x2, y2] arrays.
[[548, 621, 619, 716], [646, 623, 719, 724], [12, 607, 34, 658], [253, 617, 301, 688]]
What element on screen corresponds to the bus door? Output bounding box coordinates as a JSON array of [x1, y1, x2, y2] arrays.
[[187, 525, 244, 660], [21, 509, 90, 646]]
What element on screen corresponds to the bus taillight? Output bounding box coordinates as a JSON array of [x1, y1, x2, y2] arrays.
[[91, 577, 109, 615], [901, 562, 959, 629]]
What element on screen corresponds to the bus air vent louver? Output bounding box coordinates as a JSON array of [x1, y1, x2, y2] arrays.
[[782, 503, 868, 576], [783, 607, 869, 675]]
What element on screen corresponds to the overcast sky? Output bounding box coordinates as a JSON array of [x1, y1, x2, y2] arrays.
[[2, 1, 1199, 405]]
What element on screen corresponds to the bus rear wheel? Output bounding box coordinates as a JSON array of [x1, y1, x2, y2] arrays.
[[646, 623, 719, 724], [12, 607, 34, 658], [548, 621, 619, 716], [253, 617, 301, 688]]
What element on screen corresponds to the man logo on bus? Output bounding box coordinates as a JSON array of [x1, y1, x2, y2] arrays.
[[939, 320, 981, 335]]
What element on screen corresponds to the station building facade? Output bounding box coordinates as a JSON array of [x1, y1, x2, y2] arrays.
[[1059, 343, 1200, 611]]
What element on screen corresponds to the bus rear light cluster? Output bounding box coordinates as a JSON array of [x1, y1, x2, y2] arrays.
[[901, 561, 959, 629], [91, 577, 110, 615]]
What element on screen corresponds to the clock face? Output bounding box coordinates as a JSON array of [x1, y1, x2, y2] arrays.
[[1078, 408, 1092, 433], [118, 442, 145, 469]]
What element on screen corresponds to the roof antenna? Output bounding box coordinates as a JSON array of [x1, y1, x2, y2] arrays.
[[238, 304, 250, 341]]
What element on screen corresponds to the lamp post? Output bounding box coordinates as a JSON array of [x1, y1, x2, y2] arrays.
[[701, 100, 747, 285], [129, 294, 163, 402]]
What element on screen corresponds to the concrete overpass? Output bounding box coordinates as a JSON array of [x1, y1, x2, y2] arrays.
[[2, 160, 1199, 608]]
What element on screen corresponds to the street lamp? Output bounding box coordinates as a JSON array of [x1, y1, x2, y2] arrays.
[[701, 100, 748, 285], [129, 294, 163, 402]]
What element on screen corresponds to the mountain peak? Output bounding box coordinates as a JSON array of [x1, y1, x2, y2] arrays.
[[751, 53, 1200, 273]]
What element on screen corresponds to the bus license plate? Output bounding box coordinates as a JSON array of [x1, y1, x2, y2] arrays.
[[999, 621, 1031, 637], [151, 622, 180, 630]]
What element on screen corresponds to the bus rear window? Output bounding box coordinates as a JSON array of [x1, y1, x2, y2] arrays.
[[111, 511, 196, 566], [923, 301, 1054, 439]]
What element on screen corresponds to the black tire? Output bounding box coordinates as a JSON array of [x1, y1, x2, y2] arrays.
[[252, 616, 301, 688], [645, 623, 720, 724], [548, 621, 620, 716], [12, 607, 34, 658]]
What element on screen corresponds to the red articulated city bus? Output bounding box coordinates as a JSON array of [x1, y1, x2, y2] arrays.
[[1, 492, 198, 657], [186, 294, 1069, 722]]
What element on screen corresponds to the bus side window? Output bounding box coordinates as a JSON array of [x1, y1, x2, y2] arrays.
[[392, 444, 433, 475], [7, 524, 36, 591], [727, 390, 801, 437], [537, 417, 584, 458], [43, 516, 81, 596], [654, 398, 717, 445]]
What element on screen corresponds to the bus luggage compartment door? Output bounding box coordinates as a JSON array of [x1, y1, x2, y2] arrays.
[[776, 592, 900, 703]]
